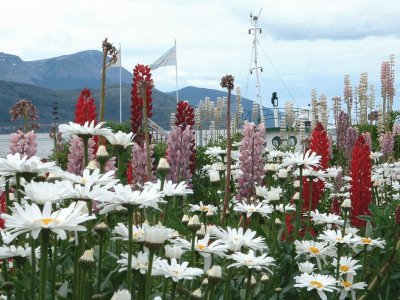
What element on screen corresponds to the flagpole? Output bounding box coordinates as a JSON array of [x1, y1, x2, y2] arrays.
[[119, 43, 122, 123], [175, 39, 178, 104]]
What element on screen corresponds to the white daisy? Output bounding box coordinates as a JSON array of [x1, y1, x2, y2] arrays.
[[189, 201, 217, 215], [318, 229, 355, 245], [60, 168, 118, 187], [310, 210, 344, 228], [294, 273, 338, 300], [58, 121, 112, 139], [281, 150, 321, 170], [0, 245, 39, 259], [205, 146, 226, 158], [152, 258, 203, 282], [142, 223, 173, 246], [22, 180, 75, 205], [0, 154, 60, 177], [338, 274, 367, 300], [294, 240, 336, 270], [356, 236, 386, 250], [172, 234, 228, 258], [332, 256, 361, 275], [95, 184, 166, 213], [209, 226, 268, 252], [233, 201, 273, 218], [118, 250, 161, 274], [111, 289, 131, 300], [227, 250, 276, 273], [298, 261, 315, 274], [105, 130, 134, 148], [1, 201, 95, 243], [112, 223, 143, 242], [144, 180, 193, 196]]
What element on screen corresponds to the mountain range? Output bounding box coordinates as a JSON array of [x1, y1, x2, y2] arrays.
[[0, 50, 272, 133]]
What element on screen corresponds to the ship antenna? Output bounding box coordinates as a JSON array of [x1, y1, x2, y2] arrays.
[[249, 9, 264, 124]]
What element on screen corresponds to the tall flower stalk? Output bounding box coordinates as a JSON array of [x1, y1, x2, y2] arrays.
[[236, 121, 266, 202], [349, 135, 372, 227], [220, 75, 234, 223]]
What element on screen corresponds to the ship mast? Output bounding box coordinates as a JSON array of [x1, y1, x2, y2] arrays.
[[249, 10, 264, 123]]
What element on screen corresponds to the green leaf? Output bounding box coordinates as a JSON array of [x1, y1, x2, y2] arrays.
[[365, 221, 373, 237]]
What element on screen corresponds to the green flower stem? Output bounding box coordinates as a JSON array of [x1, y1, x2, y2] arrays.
[[306, 177, 313, 235], [170, 281, 177, 300], [145, 249, 155, 300], [142, 93, 152, 181], [127, 206, 134, 291], [82, 136, 89, 168], [295, 167, 303, 240], [16, 173, 22, 205], [87, 199, 93, 248], [162, 277, 169, 300], [223, 267, 233, 300], [14, 257, 24, 300], [190, 233, 196, 266], [39, 230, 50, 300], [244, 268, 253, 300], [4, 179, 10, 213], [97, 234, 104, 294], [363, 245, 368, 281], [117, 147, 124, 181], [50, 236, 57, 300], [29, 237, 36, 300]]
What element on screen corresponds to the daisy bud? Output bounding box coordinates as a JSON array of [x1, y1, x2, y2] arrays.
[[191, 289, 202, 300], [341, 199, 352, 209], [196, 224, 206, 238], [95, 222, 109, 236], [261, 273, 269, 283], [275, 287, 282, 293], [181, 214, 190, 225], [207, 265, 222, 283], [86, 160, 98, 171], [96, 145, 109, 158], [275, 218, 282, 226], [244, 275, 257, 286], [201, 278, 208, 286], [91, 294, 105, 300], [46, 172, 62, 183], [293, 192, 300, 200], [294, 180, 300, 188], [79, 249, 96, 269], [187, 215, 201, 232], [36, 172, 47, 182], [209, 170, 220, 182], [156, 158, 170, 178]]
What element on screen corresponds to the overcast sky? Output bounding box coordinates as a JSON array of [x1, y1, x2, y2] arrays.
[[1, 0, 399, 110]]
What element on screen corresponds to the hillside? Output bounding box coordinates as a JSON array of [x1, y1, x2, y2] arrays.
[[0, 81, 176, 133], [0, 51, 132, 90]]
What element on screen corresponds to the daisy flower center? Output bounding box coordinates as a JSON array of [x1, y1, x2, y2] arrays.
[[197, 244, 206, 250], [309, 246, 320, 254], [340, 265, 350, 272], [244, 259, 254, 265], [201, 207, 209, 212], [40, 218, 58, 225], [341, 281, 352, 288], [361, 238, 372, 244], [310, 281, 323, 288], [335, 237, 344, 241]]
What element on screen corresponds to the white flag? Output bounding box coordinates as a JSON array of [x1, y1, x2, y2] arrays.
[[107, 50, 121, 69], [150, 45, 176, 70]]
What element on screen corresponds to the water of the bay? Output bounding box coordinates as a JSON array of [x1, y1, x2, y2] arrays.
[[0, 133, 54, 158]]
